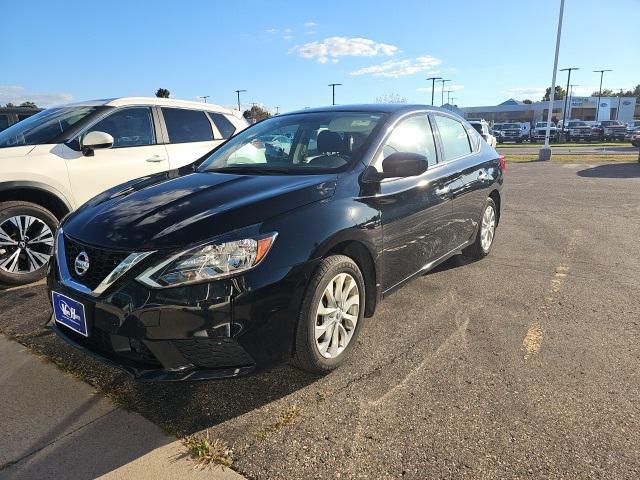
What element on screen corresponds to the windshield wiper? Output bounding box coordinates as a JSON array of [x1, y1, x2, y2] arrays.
[[205, 166, 293, 175]]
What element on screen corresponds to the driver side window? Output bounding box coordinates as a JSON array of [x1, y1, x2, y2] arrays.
[[374, 114, 437, 171], [86, 107, 155, 148]]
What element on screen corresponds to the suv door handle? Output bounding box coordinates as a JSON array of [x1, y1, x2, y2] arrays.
[[435, 185, 451, 197], [146, 155, 167, 163]]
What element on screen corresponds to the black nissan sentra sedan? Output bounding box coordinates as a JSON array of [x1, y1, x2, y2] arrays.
[[47, 105, 504, 380]]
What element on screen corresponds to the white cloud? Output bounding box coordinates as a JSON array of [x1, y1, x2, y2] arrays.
[[503, 87, 546, 98], [283, 35, 294, 41], [291, 36, 398, 64], [0, 85, 73, 107], [265, 28, 277, 34], [283, 28, 292, 33], [417, 83, 464, 92], [303, 21, 318, 27], [350, 55, 441, 78]]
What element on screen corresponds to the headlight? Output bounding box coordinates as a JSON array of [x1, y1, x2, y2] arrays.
[[137, 233, 277, 288]]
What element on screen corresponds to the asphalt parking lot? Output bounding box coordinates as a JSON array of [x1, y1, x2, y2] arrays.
[[1, 161, 639, 479]]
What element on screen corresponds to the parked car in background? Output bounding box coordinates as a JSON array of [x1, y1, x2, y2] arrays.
[[0, 97, 247, 285], [631, 130, 640, 147], [497, 122, 528, 143], [0, 106, 42, 132], [591, 120, 627, 141], [564, 120, 593, 142], [47, 104, 504, 380], [468, 120, 497, 147], [625, 120, 640, 141], [531, 121, 559, 143]]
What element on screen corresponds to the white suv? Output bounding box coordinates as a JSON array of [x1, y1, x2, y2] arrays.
[[0, 97, 247, 285]]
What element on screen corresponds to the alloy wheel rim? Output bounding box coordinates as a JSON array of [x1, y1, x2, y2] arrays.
[[315, 272, 360, 359], [0, 215, 54, 275], [480, 205, 496, 252]]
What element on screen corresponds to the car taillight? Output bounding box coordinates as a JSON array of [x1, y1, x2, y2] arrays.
[[498, 155, 506, 173]]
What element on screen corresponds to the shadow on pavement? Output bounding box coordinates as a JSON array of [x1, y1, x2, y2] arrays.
[[577, 162, 640, 179]]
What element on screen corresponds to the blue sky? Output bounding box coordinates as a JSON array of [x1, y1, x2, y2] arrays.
[[1, 0, 638, 112]]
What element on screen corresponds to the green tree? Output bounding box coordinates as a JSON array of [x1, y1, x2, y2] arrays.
[[591, 88, 614, 97], [243, 105, 271, 122], [155, 88, 170, 98], [19, 101, 37, 108], [542, 85, 566, 101], [522, 99, 533, 104], [5, 102, 15, 107]]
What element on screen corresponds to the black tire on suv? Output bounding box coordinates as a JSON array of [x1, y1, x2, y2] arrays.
[[0, 201, 58, 285]]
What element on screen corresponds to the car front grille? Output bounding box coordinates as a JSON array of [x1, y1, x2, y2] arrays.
[[63, 235, 130, 290], [173, 338, 255, 368]]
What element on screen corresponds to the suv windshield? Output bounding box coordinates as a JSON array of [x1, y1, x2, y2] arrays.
[[199, 111, 386, 174], [568, 121, 587, 127], [503, 123, 519, 128], [0, 107, 98, 147]]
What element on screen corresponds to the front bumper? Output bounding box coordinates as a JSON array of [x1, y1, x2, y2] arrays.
[[48, 254, 315, 381]]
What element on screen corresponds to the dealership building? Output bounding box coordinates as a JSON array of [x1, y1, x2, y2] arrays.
[[459, 96, 638, 125]]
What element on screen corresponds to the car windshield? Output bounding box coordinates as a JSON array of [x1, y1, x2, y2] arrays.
[[503, 124, 519, 128], [569, 122, 587, 127], [199, 111, 386, 174], [0, 106, 98, 147]]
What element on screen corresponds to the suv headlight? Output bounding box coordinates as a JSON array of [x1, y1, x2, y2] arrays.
[[137, 233, 277, 288]]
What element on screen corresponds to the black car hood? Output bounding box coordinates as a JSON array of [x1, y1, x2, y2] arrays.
[[64, 170, 337, 250]]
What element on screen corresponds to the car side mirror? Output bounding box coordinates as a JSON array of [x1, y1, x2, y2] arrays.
[[380, 152, 428, 179], [81, 131, 114, 156]]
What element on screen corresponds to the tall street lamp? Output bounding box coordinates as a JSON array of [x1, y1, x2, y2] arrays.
[[593, 69, 612, 121], [440, 79, 451, 106], [198, 95, 210, 103], [445, 90, 453, 105], [559, 67, 579, 137], [425, 77, 442, 106], [328, 83, 342, 105], [235, 89, 246, 111], [568, 83, 579, 122], [539, 0, 565, 161]]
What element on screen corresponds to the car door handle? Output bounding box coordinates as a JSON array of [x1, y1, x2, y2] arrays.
[[435, 185, 451, 197], [146, 155, 167, 163]]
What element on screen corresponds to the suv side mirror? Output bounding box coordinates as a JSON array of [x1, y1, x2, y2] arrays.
[[82, 131, 114, 156], [380, 152, 428, 179]]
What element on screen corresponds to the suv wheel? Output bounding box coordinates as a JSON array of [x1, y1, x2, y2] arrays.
[[292, 255, 365, 374], [0, 201, 58, 285], [463, 198, 498, 260]]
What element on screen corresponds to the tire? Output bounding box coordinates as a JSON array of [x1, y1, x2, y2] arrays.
[[463, 198, 498, 260], [291, 255, 365, 374], [0, 201, 58, 285]]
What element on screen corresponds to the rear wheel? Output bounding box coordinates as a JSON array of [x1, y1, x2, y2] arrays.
[[463, 198, 497, 260], [0, 202, 58, 285], [292, 255, 365, 374]]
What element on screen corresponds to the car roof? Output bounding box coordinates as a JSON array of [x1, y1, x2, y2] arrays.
[[56, 97, 242, 117], [282, 104, 452, 116]]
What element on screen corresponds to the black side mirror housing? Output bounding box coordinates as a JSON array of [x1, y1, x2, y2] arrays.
[[380, 152, 428, 179]]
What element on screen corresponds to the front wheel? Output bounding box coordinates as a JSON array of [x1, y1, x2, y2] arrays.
[[292, 255, 365, 374], [0, 201, 58, 285], [463, 198, 498, 260]]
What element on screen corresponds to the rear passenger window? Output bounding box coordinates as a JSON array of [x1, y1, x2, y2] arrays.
[[376, 114, 437, 169], [435, 115, 472, 161], [208, 113, 236, 139], [162, 108, 214, 143]]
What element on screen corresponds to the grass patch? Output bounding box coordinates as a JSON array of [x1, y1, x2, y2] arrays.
[[182, 431, 235, 469], [506, 154, 638, 163], [498, 142, 630, 148], [255, 404, 302, 441]]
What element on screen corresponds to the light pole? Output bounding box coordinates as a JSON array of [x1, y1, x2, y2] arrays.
[[425, 77, 442, 106], [445, 90, 453, 105], [328, 83, 342, 105], [234, 90, 246, 111], [440, 79, 451, 106], [539, 0, 565, 161], [449, 97, 456, 106], [615, 89, 625, 121], [198, 95, 210, 103], [275, 106, 280, 115], [593, 69, 612, 121], [559, 67, 579, 138], [568, 84, 579, 122]]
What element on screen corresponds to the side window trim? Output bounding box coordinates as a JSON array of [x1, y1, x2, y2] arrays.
[[152, 106, 169, 144], [431, 113, 475, 164], [78, 105, 158, 149]]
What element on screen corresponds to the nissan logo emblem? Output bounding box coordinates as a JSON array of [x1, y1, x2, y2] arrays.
[[74, 251, 90, 276]]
